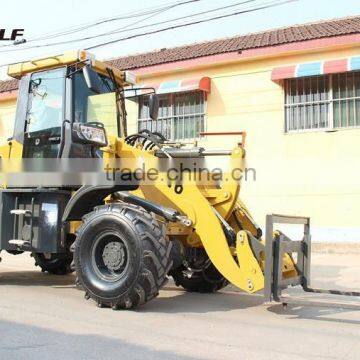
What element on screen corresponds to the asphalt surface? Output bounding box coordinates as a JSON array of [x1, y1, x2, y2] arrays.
[[0, 252, 359, 360]]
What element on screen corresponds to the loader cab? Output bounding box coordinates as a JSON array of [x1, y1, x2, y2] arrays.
[[12, 63, 118, 159]]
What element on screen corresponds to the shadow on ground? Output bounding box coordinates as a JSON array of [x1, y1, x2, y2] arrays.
[[0, 270, 76, 288], [139, 287, 264, 314], [0, 320, 196, 360], [267, 302, 360, 325], [0, 269, 263, 313], [265, 263, 360, 325], [1, 269, 359, 321]]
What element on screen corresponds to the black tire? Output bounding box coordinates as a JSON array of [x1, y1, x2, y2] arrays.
[[32, 252, 73, 275], [170, 248, 228, 293], [74, 203, 172, 309]]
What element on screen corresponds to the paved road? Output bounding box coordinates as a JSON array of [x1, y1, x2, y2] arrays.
[[0, 252, 359, 360]]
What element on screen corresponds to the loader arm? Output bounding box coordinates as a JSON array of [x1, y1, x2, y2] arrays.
[[109, 139, 269, 293], [137, 182, 265, 293]]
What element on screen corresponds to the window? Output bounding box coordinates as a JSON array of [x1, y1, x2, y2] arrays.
[[73, 70, 114, 124], [73, 70, 118, 136], [24, 68, 65, 158], [285, 72, 360, 132], [27, 68, 65, 136], [333, 72, 360, 128], [138, 91, 205, 140]]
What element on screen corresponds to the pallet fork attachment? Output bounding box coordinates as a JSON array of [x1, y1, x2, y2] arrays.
[[264, 214, 360, 310]]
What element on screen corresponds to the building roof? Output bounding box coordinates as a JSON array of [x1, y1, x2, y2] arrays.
[[1, 15, 360, 93], [0, 78, 18, 93], [108, 15, 360, 70]]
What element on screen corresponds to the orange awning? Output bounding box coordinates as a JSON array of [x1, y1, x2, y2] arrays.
[[139, 76, 211, 95]]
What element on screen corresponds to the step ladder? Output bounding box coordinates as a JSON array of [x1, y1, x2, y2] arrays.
[[9, 196, 35, 251]]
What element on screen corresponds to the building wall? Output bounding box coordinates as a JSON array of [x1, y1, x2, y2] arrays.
[[1, 44, 360, 242], [128, 45, 360, 242]]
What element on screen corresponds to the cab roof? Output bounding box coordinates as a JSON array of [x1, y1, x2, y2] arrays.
[[7, 50, 136, 86]]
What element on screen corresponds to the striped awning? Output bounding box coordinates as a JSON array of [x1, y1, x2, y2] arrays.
[[138, 76, 211, 95], [271, 55, 360, 82]]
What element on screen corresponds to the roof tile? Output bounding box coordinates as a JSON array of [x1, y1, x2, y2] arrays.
[[0, 78, 18, 93]]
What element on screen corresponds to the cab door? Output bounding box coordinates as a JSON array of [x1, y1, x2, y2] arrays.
[[22, 68, 65, 158]]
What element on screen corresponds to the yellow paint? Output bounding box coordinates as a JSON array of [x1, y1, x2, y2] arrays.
[[8, 50, 82, 78], [235, 231, 264, 293], [7, 50, 134, 86], [0, 98, 17, 145]]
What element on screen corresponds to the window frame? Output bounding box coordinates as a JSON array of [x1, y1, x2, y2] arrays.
[[284, 72, 360, 134], [138, 90, 207, 140]]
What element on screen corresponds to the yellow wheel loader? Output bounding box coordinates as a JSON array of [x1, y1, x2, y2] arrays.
[[0, 51, 358, 310]]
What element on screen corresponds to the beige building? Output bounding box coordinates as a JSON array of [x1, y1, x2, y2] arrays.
[[1, 16, 360, 242]]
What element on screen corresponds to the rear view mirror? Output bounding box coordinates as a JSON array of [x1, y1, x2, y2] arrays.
[[149, 94, 159, 121], [83, 66, 103, 94]]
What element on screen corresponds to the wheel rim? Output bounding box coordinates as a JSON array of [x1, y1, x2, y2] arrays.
[[91, 232, 129, 282]]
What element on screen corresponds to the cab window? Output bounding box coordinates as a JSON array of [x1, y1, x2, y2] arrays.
[[27, 68, 65, 136], [73, 70, 118, 136]]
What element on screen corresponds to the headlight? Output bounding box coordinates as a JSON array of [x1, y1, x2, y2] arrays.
[[72, 122, 108, 147], [80, 124, 106, 145]]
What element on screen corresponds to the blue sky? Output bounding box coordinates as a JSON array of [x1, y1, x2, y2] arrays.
[[0, 0, 359, 79]]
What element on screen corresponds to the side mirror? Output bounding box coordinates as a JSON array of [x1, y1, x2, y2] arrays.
[[83, 66, 103, 94], [148, 94, 159, 121], [72, 122, 107, 147]]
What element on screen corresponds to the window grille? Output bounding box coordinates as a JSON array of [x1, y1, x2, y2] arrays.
[[285, 72, 360, 132], [138, 91, 205, 140]]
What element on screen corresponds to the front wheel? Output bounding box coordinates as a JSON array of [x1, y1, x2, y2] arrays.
[[74, 203, 172, 309]]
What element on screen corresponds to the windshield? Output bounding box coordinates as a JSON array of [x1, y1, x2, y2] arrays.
[[73, 70, 114, 124], [26, 68, 65, 136]]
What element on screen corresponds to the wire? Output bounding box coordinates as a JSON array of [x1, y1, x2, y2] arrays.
[[0, 0, 200, 49], [86, 0, 298, 50], [18, 0, 258, 50], [89, 0, 191, 45], [0, 0, 297, 53], [0, 0, 298, 68]]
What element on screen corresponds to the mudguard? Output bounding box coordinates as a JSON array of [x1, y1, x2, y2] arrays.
[[62, 184, 138, 221]]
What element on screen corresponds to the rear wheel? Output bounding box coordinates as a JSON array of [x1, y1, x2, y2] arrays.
[[32, 236, 74, 275], [170, 248, 228, 293], [33, 252, 73, 275], [74, 203, 172, 309]]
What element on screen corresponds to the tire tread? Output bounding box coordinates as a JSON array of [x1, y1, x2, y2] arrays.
[[74, 202, 172, 309]]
